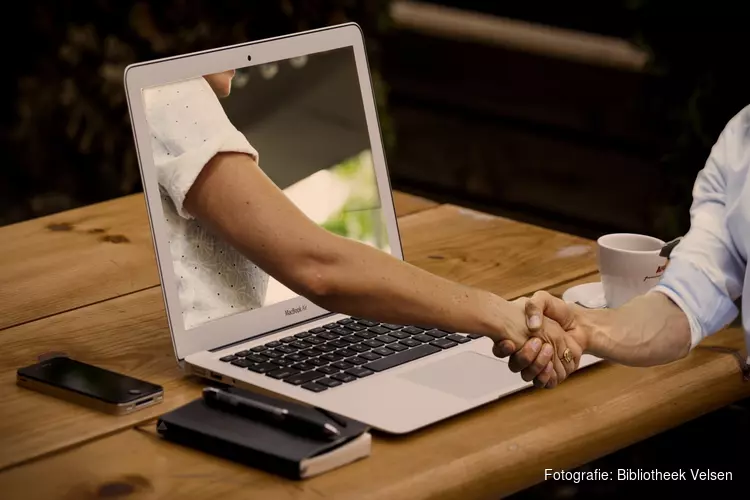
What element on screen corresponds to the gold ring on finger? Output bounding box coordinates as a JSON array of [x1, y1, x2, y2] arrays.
[[563, 348, 573, 364]]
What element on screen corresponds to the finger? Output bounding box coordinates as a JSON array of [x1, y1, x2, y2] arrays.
[[521, 343, 554, 382], [559, 340, 583, 378], [542, 363, 558, 389], [535, 315, 571, 384], [534, 362, 557, 389], [532, 361, 555, 388], [508, 338, 543, 373], [492, 340, 516, 358], [550, 350, 568, 385]]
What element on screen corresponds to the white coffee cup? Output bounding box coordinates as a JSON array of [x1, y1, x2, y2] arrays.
[[597, 233, 668, 308]]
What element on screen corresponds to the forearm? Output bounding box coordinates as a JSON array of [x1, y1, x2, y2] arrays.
[[184, 152, 527, 344], [304, 237, 528, 343], [579, 292, 692, 366]]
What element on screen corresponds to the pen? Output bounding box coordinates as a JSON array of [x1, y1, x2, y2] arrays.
[[202, 387, 340, 440]]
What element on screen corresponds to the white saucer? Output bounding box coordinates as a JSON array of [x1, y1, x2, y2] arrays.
[[562, 281, 607, 309]]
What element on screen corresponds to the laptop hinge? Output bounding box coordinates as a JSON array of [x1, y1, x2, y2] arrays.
[[207, 312, 338, 353]]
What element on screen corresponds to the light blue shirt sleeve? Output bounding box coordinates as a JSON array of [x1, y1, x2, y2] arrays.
[[652, 107, 748, 348]]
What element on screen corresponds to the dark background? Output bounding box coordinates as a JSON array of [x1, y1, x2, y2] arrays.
[[3, 0, 750, 241], [2, 0, 749, 497]]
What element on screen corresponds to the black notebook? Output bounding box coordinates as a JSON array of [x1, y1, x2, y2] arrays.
[[156, 387, 371, 479]]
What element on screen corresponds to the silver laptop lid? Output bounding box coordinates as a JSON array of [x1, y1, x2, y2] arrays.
[[124, 24, 401, 360]]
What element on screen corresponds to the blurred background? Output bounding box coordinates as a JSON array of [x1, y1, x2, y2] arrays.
[[3, 0, 749, 241], [2, 0, 748, 497]]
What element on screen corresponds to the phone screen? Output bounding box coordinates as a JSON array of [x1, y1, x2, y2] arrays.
[[18, 357, 162, 404]]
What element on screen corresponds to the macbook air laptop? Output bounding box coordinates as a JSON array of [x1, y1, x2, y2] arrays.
[[124, 23, 599, 434]]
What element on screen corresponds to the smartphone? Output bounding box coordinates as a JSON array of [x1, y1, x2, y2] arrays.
[[17, 356, 164, 415]]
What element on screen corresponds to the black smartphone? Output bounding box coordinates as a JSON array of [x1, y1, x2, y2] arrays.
[[17, 356, 164, 415]]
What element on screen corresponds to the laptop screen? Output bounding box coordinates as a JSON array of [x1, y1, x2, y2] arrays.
[[141, 47, 391, 331]]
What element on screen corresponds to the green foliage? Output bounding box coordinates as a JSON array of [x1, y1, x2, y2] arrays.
[[321, 151, 388, 249], [0, 0, 393, 226]]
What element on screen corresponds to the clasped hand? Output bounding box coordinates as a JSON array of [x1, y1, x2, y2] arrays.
[[499, 292, 587, 388]]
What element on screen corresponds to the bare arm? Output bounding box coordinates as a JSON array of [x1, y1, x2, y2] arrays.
[[494, 290, 691, 388], [183, 152, 530, 345], [579, 292, 692, 366]]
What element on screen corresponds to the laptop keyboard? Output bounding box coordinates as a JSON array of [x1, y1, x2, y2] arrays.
[[218, 317, 483, 393]]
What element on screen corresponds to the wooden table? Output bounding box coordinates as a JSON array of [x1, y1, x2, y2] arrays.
[[0, 191, 748, 500]]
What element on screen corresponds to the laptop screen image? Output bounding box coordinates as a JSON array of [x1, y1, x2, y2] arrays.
[[141, 47, 391, 331]]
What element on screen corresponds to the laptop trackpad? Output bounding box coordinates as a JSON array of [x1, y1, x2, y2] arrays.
[[399, 351, 517, 400]]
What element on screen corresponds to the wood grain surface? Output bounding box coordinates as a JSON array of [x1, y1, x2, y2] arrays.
[[0, 191, 437, 332], [0, 195, 157, 331], [1, 326, 746, 500], [0, 197, 596, 471], [398, 204, 597, 298], [5, 194, 743, 500]]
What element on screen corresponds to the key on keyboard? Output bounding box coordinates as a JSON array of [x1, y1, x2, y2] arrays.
[[266, 368, 299, 380], [318, 378, 343, 387], [331, 327, 353, 336], [231, 317, 481, 392], [372, 347, 395, 357], [431, 338, 457, 349], [345, 367, 374, 378], [284, 371, 325, 385], [230, 359, 253, 368], [331, 372, 356, 383], [425, 329, 449, 338], [301, 382, 328, 392], [248, 362, 277, 373], [365, 344, 441, 372], [245, 354, 267, 364], [447, 334, 470, 344], [376, 335, 398, 344]]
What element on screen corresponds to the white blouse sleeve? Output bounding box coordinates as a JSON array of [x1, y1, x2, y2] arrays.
[[142, 77, 258, 219]]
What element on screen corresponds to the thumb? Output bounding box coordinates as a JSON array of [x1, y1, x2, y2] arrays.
[[529, 290, 575, 329], [524, 300, 543, 331], [492, 340, 516, 358]]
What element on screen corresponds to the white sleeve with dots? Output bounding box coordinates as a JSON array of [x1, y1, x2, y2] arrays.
[[142, 77, 259, 219]]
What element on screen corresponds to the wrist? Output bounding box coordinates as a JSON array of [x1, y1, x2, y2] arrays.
[[574, 306, 615, 357], [480, 293, 527, 345]]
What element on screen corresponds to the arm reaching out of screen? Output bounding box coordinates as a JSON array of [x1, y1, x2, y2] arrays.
[[143, 71, 574, 369], [183, 150, 574, 353]]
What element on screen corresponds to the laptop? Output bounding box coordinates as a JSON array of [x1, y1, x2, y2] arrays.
[[124, 23, 599, 434]]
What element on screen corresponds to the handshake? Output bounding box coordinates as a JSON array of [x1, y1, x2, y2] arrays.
[[495, 291, 589, 389]]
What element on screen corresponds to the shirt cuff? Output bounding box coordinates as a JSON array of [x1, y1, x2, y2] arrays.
[[157, 129, 258, 219], [650, 286, 703, 349], [651, 257, 739, 349]]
